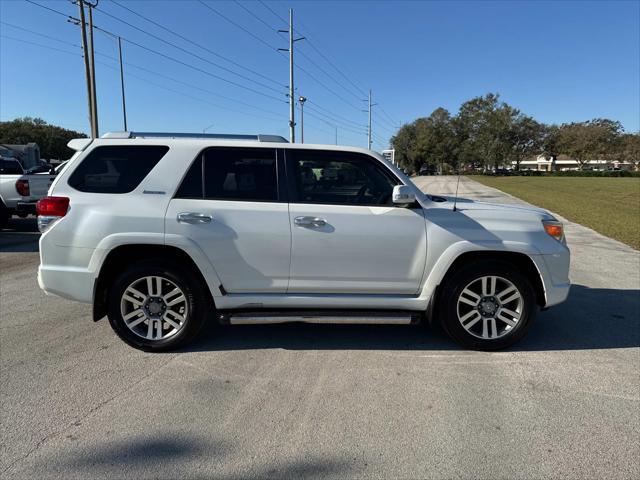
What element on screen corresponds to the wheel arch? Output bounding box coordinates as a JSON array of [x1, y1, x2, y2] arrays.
[[92, 244, 217, 321], [424, 249, 546, 323]]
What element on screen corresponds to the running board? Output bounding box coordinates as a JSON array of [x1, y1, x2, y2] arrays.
[[219, 310, 421, 325]]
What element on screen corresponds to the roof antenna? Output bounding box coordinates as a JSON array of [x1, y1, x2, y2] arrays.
[[452, 169, 461, 212]]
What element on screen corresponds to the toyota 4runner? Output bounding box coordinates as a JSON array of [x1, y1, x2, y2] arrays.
[[37, 132, 570, 351]]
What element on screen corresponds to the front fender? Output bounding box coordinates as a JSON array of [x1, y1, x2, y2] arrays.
[[419, 240, 541, 300]]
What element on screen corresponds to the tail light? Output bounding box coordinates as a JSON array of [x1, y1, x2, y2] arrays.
[[36, 196, 70, 233], [15, 179, 30, 196]]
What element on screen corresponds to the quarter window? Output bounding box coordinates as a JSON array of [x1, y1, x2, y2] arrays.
[[68, 145, 169, 194], [287, 150, 398, 206]]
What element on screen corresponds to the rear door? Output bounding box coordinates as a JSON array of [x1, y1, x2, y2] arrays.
[[165, 147, 291, 293], [285, 149, 428, 295]]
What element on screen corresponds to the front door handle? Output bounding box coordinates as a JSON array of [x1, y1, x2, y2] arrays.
[[177, 212, 212, 224], [294, 216, 327, 228]]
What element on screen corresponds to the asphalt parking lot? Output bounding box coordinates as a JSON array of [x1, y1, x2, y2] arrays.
[[1, 176, 638, 479]]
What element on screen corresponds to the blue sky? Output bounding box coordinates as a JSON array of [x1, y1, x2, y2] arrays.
[[1, 0, 638, 149]]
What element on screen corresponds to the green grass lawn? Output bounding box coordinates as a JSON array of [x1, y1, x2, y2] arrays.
[[472, 176, 640, 250]]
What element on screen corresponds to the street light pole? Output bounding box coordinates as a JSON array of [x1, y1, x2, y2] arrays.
[[298, 96, 307, 143]]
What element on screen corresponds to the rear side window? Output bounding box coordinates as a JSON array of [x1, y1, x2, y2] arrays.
[[175, 148, 278, 202], [68, 145, 169, 193], [0, 159, 24, 175]]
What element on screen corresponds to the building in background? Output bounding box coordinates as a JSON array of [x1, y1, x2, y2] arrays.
[[381, 149, 396, 165], [518, 154, 634, 171]]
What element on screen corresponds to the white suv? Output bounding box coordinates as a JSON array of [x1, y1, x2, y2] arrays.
[[37, 132, 570, 351]]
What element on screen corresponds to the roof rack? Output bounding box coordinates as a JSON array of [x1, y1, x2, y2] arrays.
[[100, 131, 288, 143]]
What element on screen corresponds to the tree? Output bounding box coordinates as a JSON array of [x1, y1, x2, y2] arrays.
[[556, 119, 624, 170], [390, 122, 418, 171], [456, 93, 519, 170], [0, 117, 86, 160], [619, 133, 640, 170], [508, 115, 544, 170], [391, 108, 460, 173]]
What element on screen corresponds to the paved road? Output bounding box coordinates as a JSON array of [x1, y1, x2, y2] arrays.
[[1, 176, 638, 479]]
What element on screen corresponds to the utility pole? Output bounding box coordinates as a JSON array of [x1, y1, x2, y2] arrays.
[[278, 9, 304, 143], [77, 0, 94, 137], [87, 1, 99, 137], [298, 96, 306, 143], [117, 36, 127, 131], [367, 89, 377, 150]]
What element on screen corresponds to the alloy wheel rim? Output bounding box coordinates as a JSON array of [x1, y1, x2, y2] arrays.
[[120, 275, 188, 341], [456, 275, 523, 340]]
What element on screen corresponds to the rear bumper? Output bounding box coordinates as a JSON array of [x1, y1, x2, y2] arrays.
[[38, 265, 94, 303], [16, 201, 37, 215]]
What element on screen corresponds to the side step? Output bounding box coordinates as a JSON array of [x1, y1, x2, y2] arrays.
[[219, 310, 422, 326]]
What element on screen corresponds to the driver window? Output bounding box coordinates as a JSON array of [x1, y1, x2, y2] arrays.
[[288, 150, 398, 206]]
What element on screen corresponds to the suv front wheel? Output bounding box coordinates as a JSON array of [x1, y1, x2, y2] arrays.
[[439, 260, 537, 350], [107, 260, 209, 351]]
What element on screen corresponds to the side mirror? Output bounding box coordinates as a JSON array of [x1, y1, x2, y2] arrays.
[[392, 185, 416, 206]]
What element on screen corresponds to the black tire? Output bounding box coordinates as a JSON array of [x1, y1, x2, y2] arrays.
[[107, 260, 210, 352], [439, 260, 537, 351]]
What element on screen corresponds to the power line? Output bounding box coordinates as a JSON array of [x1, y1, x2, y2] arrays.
[[304, 106, 366, 136], [232, 0, 280, 35], [1, 21, 81, 49], [108, 0, 283, 88], [257, 0, 288, 25], [24, 0, 73, 20], [93, 1, 285, 95], [377, 105, 400, 128], [1, 34, 82, 58], [307, 101, 365, 129], [257, 1, 369, 99], [197, 0, 280, 53], [3, 33, 285, 125], [5, 20, 286, 121], [25, 0, 288, 104]]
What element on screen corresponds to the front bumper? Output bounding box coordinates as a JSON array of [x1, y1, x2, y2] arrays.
[[531, 248, 571, 308]]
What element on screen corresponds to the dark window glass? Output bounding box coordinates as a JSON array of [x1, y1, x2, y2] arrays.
[[203, 148, 277, 201], [0, 159, 24, 175], [175, 156, 203, 198], [68, 145, 169, 194], [288, 151, 398, 206]]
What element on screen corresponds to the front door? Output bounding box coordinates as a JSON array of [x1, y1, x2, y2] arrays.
[[166, 147, 290, 293], [285, 149, 427, 295]]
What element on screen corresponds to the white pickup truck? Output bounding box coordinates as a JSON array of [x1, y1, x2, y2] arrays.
[[0, 158, 56, 228]]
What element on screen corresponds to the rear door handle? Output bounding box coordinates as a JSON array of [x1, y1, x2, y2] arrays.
[[294, 216, 327, 228], [177, 212, 212, 224]]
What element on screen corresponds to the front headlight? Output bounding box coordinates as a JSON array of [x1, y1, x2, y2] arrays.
[[542, 219, 565, 243]]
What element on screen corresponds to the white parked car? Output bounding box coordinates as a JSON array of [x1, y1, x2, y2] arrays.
[[0, 158, 56, 227], [37, 132, 570, 351]]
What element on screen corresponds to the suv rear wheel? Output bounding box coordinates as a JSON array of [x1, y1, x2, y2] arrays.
[[439, 260, 537, 350], [107, 260, 209, 351]]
